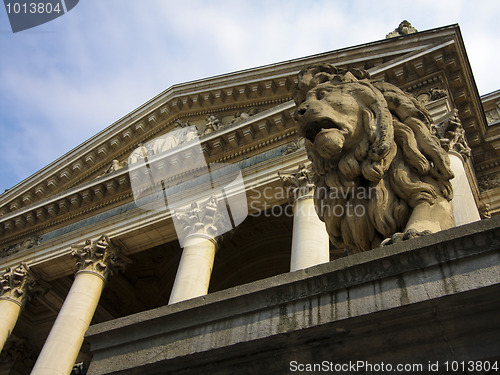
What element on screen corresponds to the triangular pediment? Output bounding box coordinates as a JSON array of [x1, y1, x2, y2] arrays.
[[1, 23, 491, 249]]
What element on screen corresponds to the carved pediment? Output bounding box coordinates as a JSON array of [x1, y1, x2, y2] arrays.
[[0, 24, 493, 246]]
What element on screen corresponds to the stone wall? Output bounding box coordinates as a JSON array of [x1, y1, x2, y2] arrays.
[[86, 216, 500, 374]]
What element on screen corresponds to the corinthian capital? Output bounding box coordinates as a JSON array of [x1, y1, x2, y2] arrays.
[[174, 196, 227, 241], [278, 163, 316, 201], [432, 109, 471, 159], [0, 263, 36, 306], [71, 235, 123, 280]]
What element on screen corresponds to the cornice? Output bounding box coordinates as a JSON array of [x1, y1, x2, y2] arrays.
[[1, 144, 309, 279], [0, 101, 298, 248], [0, 24, 461, 211], [3, 23, 496, 244]]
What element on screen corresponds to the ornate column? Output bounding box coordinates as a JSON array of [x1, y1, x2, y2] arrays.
[[31, 235, 121, 375], [0, 263, 35, 352], [279, 163, 330, 272], [169, 196, 224, 304], [433, 110, 481, 225]]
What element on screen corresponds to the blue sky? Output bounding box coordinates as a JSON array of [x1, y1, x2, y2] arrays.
[[1, 0, 499, 193]]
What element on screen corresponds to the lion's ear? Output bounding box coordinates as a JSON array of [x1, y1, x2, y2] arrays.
[[360, 104, 394, 162], [361, 107, 377, 144]]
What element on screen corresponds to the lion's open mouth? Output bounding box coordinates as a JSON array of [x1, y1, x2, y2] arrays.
[[303, 119, 342, 143]]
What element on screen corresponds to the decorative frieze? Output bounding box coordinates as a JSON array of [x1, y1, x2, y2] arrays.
[[201, 114, 224, 136], [71, 235, 124, 280], [0, 263, 36, 305], [229, 107, 260, 126], [478, 174, 500, 192], [485, 104, 500, 125], [283, 138, 305, 155], [0, 236, 41, 258]]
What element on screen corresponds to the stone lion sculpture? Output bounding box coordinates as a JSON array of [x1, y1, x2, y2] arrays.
[[293, 64, 455, 254]]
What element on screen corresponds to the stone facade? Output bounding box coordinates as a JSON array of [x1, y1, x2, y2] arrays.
[[0, 22, 499, 374]]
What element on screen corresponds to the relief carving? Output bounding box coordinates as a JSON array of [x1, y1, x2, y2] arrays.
[[202, 114, 224, 136], [416, 88, 448, 104], [0, 236, 41, 258], [229, 107, 260, 126], [293, 64, 455, 254], [283, 138, 305, 155], [128, 126, 198, 164], [485, 104, 500, 125], [478, 174, 500, 192]]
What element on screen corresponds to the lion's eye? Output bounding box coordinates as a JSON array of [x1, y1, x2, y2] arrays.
[[316, 89, 328, 100]]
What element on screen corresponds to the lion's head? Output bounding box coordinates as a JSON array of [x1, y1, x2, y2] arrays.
[[293, 64, 454, 254]]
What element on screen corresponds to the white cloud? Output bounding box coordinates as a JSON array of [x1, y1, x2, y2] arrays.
[[1, 0, 500, 192]]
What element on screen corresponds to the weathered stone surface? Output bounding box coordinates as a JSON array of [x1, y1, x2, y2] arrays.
[[71, 234, 123, 280], [86, 216, 500, 375], [386, 20, 418, 38], [293, 64, 455, 254], [0, 263, 36, 305]]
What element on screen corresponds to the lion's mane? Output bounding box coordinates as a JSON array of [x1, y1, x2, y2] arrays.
[[293, 64, 454, 254]]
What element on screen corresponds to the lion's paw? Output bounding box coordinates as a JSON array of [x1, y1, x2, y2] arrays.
[[381, 229, 432, 246]]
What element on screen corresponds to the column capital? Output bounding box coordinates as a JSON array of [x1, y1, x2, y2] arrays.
[[0, 263, 36, 306], [432, 109, 471, 159], [71, 235, 124, 280], [278, 163, 316, 201], [174, 196, 227, 241]]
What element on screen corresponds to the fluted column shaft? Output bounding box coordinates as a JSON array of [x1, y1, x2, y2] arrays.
[[169, 197, 223, 305], [449, 152, 481, 225], [279, 163, 330, 272], [31, 235, 120, 375], [0, 263, 34, 353], [433, 110, 480, 226], [0, 299, 21, 353], [291, 193, 330, 271], [169, 234, 216, 304]]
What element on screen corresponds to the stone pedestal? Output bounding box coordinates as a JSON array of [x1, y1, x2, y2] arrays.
[[85, 217, 500, 375], [0, 263, 34, 353], [279, 164, 329, 272], [31, 235, 120, 375]]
